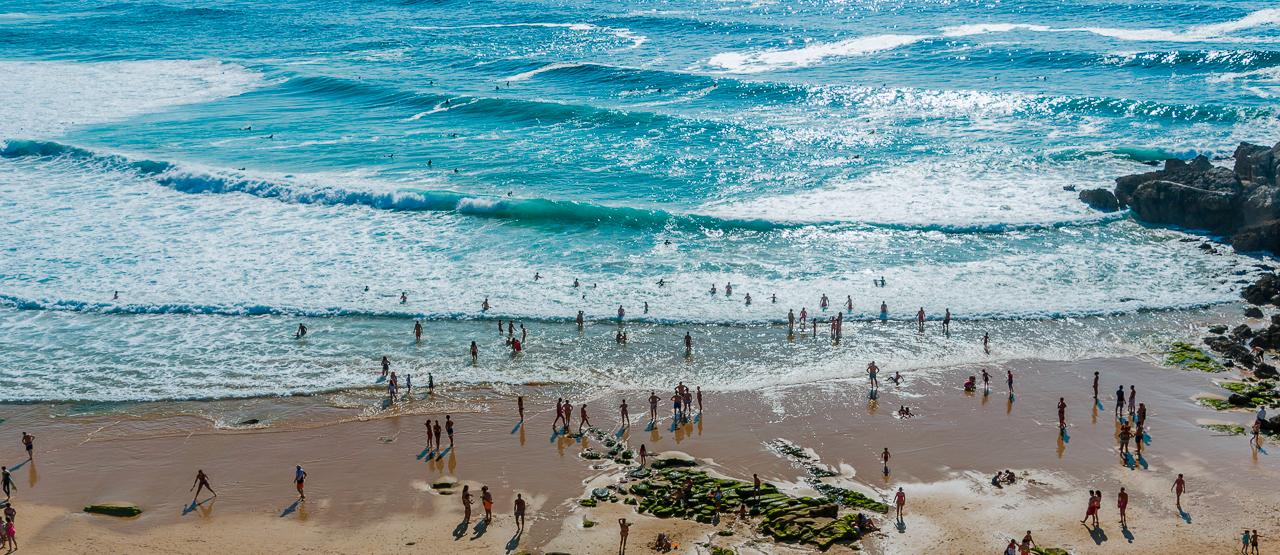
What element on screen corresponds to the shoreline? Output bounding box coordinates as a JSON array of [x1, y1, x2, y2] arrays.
[[4, 353, 1278, 554]]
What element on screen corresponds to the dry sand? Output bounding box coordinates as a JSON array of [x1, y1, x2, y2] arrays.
[[2, 355, 1277, 554]]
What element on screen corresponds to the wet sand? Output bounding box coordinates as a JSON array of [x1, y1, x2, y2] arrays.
[[2, 355, 1277, 554]]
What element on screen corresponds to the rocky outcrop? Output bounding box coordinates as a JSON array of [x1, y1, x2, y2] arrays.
[[1244, 273, 1280, 306], [1079, 188, 1119, 211], [1085, 141, 1280, 248]]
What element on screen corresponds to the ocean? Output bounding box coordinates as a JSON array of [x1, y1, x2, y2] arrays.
[[1, 0, 1278, 405]]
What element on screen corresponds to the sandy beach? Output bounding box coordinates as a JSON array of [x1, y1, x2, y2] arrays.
[[3, 352, 1276, 555]]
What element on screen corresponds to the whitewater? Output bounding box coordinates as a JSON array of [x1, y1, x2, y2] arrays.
[[1, 0, 1279, 402]]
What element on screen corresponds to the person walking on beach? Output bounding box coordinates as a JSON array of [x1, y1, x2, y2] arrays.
[[381, 356, 390, 378], [648, 392, 659, 422], [1118, 487, 1128, 525], [553, 399, 564, 430], [470, 341, 478, 361], [562, 401, 573, 431], [518, 396, 525, 422], [579, 404, 592, 432], [942, 309, 951, 334], [618, 517, 630, 554], [481, 485, 494, 523], [1, 467, 13, 498], [1115, 386, 1125, 418], [461, 485, 473, 523], [619, 400, 629, 426], [514, 494, 526, 531], [880, 448, 890, 474], [1172, 474, 1186, 507], [1092, 371, 1099, 400], [1006, 371, 1014, 395], [1058, 398, 1067, 430], [446, 415, 455, 448], [294, 465, 307, 500], [20, 433, 33, 460], [867, 361, 880, 388], [894, 487, 905, 519], [696, 387, 703, 413], [190, 470, 216, 502], [982, 369, 991, 391], [916, 308, 925, 331]]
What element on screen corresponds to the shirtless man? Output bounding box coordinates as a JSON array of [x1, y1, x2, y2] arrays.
[[481, 486, 494, 522], [867, 361, 880, 388], [684, 332, 692, 353], [916, 307, 925, 331], [514, 494, 526, 530], [745, 293, 751, 305], [846, 295, 853, 311], [671, 392, 683, 421], [880, 448, 890, 468], [553, 399, 564, 429], [800, 308, 807, 324], [1058, 398, 1067, 430], [400, 292, 407, 304], [191, 470, 216, 502], [1117, 487, 1129, 525], [296, 323, 307, 338], [446, 415, 455, 448], [414, 320, 422, 340], [880, 301, 888, 321], [982, 368, 991, 390], [482, 298, 490, 311], [579, 405, 592, 432], [894, 487, 906, 519], [21, 433, 33, 461], [942, 309, 951, 333], [648, 392, 660, 421], [1172, 474, 1186, 507], [1115, 386, 1126, 418], [562, 402, 572, 432], [696, 387, 703, 412]]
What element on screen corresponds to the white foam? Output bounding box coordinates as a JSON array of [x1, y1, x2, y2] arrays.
[[411, 23, 646, 48], [939, 23, 1051, 37], [506, 62, 586, 82], [0, 60, 262, 139], [708, 34, 929, 73]]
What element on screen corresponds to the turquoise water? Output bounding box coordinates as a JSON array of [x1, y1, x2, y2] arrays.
[[1, 0, 1277, 402]]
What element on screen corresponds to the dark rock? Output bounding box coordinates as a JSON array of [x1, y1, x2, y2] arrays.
[[1251, 327, 1280, 350], [1229, 393, 1251, 405], [1234, 142, 1280, 186], [1256, 363, 1279, 380], [1205, 335, 1256, 367], [1246, 307, 1265, 318], [1232, 220, 1280, 253], [1263, 415, 1280, 433], [1209, 324, 1229, 334], [1232, 324, 1254, 340], [1079, 188, 1119, 211], [1244, 274, 1280, 306]]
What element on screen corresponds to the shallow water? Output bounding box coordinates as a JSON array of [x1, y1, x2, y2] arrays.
[[1, 0, 1278, 403]]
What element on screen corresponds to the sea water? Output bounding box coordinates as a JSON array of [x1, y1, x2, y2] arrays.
[[1, 0, 1278, 404]]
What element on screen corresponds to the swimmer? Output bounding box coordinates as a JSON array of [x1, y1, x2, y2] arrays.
[[573, 279, 579, 288], [381, 356, 390, 377], [725, 283, 732, 296], [771, 294, 777, 303], [644, 302, 649, 313], [710, 284, 717, 296], [534, 272, 540, 281], [684, 332, 692, 352], [482, 298, 490, 311], [820, 294, 829, 309], [470, 341, 478, 361], [296, 324, 307, 338], [657, 278, 665, 287], [916, 307, 925, 331], [745, 293, 752, 305], [113, 291, 119, 300], [414, 320, 422, 341], [400, 292, 407, 304]]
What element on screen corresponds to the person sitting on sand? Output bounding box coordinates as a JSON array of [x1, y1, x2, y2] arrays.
[[964, 376, 976, 392], [992, 472, 1003, 486], [654, 533, 672, 551], [1002, 470, 1016, 483], [854, 512, 880, 532]]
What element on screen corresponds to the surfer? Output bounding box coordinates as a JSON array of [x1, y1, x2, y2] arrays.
[[296, 324, 307, 338]]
